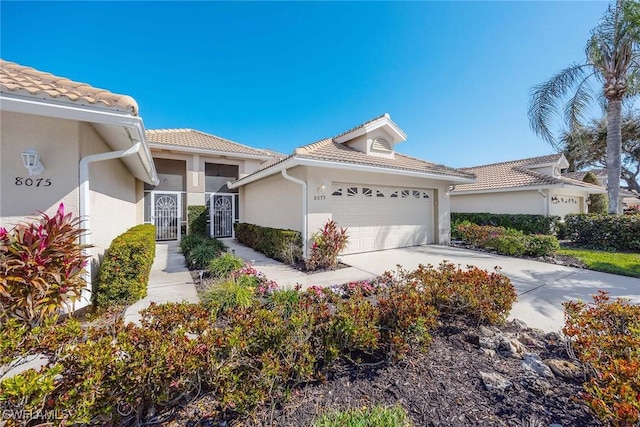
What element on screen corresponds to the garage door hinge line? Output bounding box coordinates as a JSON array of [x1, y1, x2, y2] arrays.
[[281, 169, 308, 258]]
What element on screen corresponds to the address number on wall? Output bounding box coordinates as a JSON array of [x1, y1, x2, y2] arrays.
[[15, 177, 52, 187]]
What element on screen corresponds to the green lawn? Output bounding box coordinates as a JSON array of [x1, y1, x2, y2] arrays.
[[313, 406, 413, 427], [558, 247, 640, 278]]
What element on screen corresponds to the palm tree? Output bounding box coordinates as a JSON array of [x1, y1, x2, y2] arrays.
[[528, 0, 639, 213]]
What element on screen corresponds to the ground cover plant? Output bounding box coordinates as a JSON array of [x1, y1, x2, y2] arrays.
[[0, 262, 519, 426], [313, 405, 413, 427]]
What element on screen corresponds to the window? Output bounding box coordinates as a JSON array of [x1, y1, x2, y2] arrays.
[[390, 191, 398, 198], [347, 187, 358, 197], [412, 190, 420, 198], [422, 192, 430, 199], [362, 187, 372, 197], [376, 189, 385, 198], [401, 189, 410, 198], [332, 187, 343, 196]]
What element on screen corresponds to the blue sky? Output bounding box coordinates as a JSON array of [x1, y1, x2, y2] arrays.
[[1, 1, 609, 167]]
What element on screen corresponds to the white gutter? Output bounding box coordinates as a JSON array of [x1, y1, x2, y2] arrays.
[[78, 142, 142, 306], [281, 169, 308, 258], [228, 157, 475, 189], [538, 189, 548, 215]]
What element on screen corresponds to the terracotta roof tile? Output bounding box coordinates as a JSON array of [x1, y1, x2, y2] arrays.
[[451, 154, 605, 193], [146, 128, 271, 157], [0, 59, 139, 115]]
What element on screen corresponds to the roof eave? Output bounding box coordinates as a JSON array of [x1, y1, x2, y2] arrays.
[[1, 92, 158, 185], [229, 156, 476, 189], [148, 142, 273, 161], [451, 183, 608, 196]]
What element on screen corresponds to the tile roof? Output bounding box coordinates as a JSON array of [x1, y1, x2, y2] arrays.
[[146, 128, 271, 157], [451, 154, 605, 193], [234, 115, 475, 183], [294, 138, 474, 179], [563, 169, 608, 181], [0, 59, 139, 115], [333, 113, 390, 140]]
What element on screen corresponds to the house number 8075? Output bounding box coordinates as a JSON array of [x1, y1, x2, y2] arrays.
[[15, 177, 52, 187]]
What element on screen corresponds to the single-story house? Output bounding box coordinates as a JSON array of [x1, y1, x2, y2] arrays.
[[143, 129, 274, 240], [563, 169, 640, 212], [449, 154, 607, 218], [1, 59, 475, 277], [228, 114, 476, 255], [0, 59, 159, 308]]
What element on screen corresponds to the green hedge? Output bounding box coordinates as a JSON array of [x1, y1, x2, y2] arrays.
[[564, 213, 640, 251], [95, 224, 156, 307], [451, 212, 561, 236], [235, 223, 303, 264], [456, 223, 559, 257], [187, 205, 208, 237]]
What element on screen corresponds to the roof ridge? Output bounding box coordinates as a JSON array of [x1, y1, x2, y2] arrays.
[[294, 137, 334, 155], [333, 113, 390, 140], [146, 128, 271, 156], [512, 166, 562, 184], [460, 153, 563, 171]]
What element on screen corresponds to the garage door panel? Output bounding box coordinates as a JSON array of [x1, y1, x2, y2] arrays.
[[332, 184, 434, 255]]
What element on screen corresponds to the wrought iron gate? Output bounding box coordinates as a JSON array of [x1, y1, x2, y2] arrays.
[[210, 194, 234, 238], [152, 192, 181, 241]]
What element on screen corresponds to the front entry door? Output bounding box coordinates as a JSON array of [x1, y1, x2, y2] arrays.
[[152, 192, 181, 241], [210, 194, 234, 238]]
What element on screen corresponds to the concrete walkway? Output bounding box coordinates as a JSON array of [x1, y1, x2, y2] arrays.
[[223, 239, 640, 333], [222, 239, 373, 289], [123, 242, 199, 325]]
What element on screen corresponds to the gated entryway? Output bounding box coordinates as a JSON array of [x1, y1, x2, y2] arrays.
[[209, 193, 237, 238], [151, 192, 182, 241]]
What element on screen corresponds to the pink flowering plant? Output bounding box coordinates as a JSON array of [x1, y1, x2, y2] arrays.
[[0, 204, 90, 327], [306, 220, 349, 271], [231, 263, 279, 296]]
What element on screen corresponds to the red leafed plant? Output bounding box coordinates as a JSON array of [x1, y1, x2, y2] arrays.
[[563, 291, 640, 427], [0, 203, 90, 327], [306, 220, 349, 271]]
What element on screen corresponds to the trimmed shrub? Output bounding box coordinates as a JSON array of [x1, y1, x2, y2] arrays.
[[0, 203, 90, 327], [564, 213, 640, 251], [235, 223, 303, 264], [451, 212, 561, 236], [208, 252, 244, 278], [583, 172, 608, 214], [95, 224, 155, 307], [180, 233, 206, 256], [564, 291, 640, 426], [187, 205, 208, 237], [457, 224, 559, 257], [408, 262, 517, 325]]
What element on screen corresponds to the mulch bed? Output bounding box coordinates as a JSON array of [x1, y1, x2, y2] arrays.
[[168, 320, 599, 427]]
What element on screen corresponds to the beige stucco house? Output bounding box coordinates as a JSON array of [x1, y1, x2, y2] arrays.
[[143, 129, 273, 240], [450, 154, 607, 218], [563, 169, 640, 212], [228, 114, 476, 256], [0, 59, 159, 307]]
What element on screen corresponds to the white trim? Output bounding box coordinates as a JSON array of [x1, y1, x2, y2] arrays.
[[451, 183, 607, 196], [1, 93, 159, 186], [335, 114, 408, 144], [228, 157, 475, 189], [281, 169, 308, 258], [148, 143, 272, 161]]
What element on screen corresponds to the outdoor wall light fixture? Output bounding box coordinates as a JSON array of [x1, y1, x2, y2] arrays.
[[318, 183, 327, 193], [21, 148, 45, 176]]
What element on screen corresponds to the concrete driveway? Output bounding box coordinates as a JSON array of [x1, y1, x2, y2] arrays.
[[341, 245, 640, 333]]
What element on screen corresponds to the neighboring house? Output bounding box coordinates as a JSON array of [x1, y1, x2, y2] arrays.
[[228, 114, 476, 256], [449, 154, 607, 218], [563, 169, 640, 212], [144, 129, 272, 240], [0, 59, 159, 307]]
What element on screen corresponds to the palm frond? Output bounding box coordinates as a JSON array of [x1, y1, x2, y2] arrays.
[[528, 63, 592, 144], [563, 73, 597, 138]]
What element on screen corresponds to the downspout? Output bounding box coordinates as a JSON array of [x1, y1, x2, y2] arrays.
[[538, 189, 548, 216], [78, 142, 142, 306], [281, 169, 308, 258]]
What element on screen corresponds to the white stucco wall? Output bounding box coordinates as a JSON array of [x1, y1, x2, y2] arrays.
[[548, 188, 588, 218], [450, 190, 546, 215], [242, 168, 303, 231], [79, 123, 140, 256], [240, 165, 454, 252], [1, 111, 80, 228]]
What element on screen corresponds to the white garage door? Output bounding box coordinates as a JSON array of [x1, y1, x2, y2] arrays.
[[331, 183, 434, 254]]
